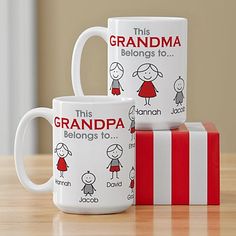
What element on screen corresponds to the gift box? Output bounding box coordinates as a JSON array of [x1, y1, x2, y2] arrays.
[[135, 122, 220, 205]]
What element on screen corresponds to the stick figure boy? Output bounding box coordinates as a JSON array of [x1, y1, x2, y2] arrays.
[[81, 171, 96, 197], [106, 144, 123, 179], [109, 62, 124, 96], [173, 76, 185, 106]]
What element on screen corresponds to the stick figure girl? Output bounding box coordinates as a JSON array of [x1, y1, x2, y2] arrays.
[[109, 62, 124, 96], [106, 144, 123, 179], [129, 167, 135, 194], [132, 63, 163, 106], [128, 105, 135, 141], [54, 143, 72, 178]]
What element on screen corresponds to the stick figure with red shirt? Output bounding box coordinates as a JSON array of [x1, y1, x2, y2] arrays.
[[129, 167, 135, 193], [132, 63, 163, 106], [55, 143, 72, 178], [128, 105, 135, 141], [106, 144, 123, 180], [109, 62, 124, 96]]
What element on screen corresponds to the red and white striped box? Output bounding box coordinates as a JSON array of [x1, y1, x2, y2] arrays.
[[135, 122, 220, 205]]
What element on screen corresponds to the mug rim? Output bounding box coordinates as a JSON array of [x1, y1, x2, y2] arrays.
[[53, 96, 134, 105], [108, 16, 187, 22]]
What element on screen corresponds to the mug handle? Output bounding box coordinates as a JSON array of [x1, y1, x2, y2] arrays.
[[71, 27, 108, 96], [14, 107, 53, 192]]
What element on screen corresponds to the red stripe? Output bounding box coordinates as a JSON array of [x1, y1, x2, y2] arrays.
[[172, 124, 189, 204], [136, 131, 153, 205], [176, 123, 189, 132], [203, 122, 218, 132], [203, 122, 220, 205]]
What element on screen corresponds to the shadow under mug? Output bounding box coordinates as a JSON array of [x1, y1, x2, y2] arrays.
[[71, 17, 187, 130], [14, 96, 135, 214]]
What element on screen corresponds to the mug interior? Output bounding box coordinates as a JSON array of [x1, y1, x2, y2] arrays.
[[109, 16, 187, 22], [53, 96, 134, 104]]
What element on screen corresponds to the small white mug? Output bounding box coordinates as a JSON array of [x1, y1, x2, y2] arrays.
[[14, 96, 135, 214], [71, 17, 187, 130]]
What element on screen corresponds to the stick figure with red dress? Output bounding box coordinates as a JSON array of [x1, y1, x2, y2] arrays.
[[132, 63, 163, 106], [55, 143, 72, 178]]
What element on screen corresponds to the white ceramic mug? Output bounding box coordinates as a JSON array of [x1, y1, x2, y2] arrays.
[[71, 17, 187, 130], [14, 96, 135, 214]]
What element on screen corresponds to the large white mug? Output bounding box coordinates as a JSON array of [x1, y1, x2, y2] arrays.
[[71, 17, 187, 130], [14, 96, 135, 214]]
